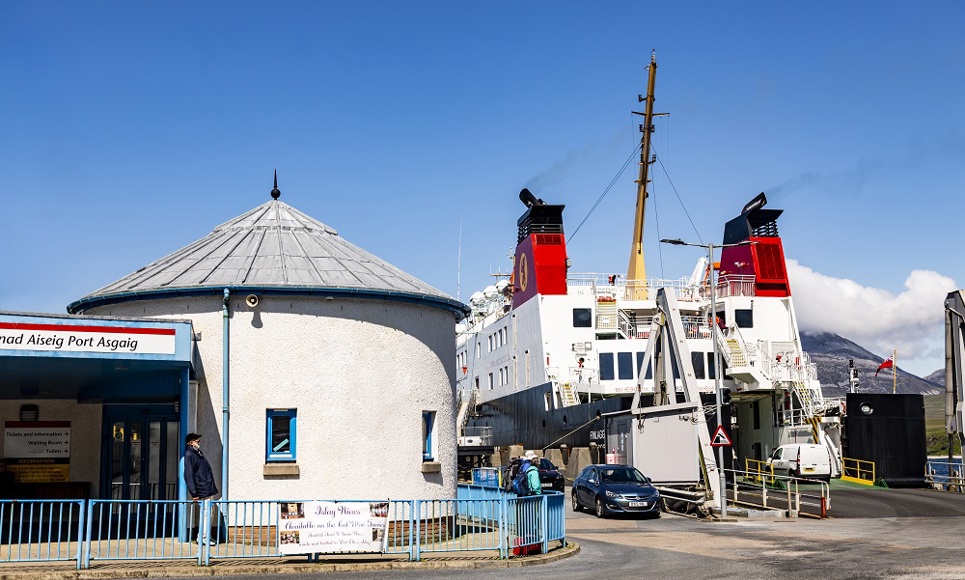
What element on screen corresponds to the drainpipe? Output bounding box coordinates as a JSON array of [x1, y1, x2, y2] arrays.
[[222, 288, 230, 500]]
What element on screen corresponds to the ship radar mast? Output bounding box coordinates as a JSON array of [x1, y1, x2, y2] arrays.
[[626, 51, 658, 300]]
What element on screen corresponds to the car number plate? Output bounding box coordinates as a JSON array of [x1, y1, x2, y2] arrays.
[[803, 467, 815, 472], [629, 501, 648, 508]]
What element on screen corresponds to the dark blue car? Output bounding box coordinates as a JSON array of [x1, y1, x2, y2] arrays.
[[572, 464, 661, 518]]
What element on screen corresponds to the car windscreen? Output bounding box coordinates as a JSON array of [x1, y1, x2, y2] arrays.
[[539, 459, 558, 470], [600, 468, 647, 484]]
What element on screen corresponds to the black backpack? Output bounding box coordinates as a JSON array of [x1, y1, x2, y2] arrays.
[[503, 458, 523, 492]]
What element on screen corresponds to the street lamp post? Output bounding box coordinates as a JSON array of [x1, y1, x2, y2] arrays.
[[661, 237, 747, 518]]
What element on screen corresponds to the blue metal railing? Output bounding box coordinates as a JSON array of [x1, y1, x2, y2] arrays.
[[85, 499, 201, 568], [0, 500, 86, 569], [1, 486, 565, 568]]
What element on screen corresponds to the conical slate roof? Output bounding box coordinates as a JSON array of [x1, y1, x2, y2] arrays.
[[68, 197, 467, 317]]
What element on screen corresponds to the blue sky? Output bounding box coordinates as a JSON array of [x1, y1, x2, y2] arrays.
[[1, 2, 962, 375]]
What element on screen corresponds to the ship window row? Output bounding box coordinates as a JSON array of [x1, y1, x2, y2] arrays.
[[488, 327, 509, 352], [576, 307, 753, 332], [598, 351, 723, 381], [487, 365, 511, 390]]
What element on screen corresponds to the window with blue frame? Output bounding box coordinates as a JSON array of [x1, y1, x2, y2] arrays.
[[266, 409, 297, 462], [422, 411, 436, 461]]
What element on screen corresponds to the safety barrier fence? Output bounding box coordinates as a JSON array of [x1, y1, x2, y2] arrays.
[[0, 500, 85, 566], [925, 459, 965, 492], [841, 457, 876, 485], [1, 487, 565, 569], [724, 468, 830, 519], [745, 458, 776, 485]]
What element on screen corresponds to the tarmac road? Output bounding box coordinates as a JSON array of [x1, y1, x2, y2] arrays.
[[190, 488, 965, 580], [224, 515, 965, 580], [827, 485, 965, 518]]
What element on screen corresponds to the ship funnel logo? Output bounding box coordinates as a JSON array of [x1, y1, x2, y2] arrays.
[[518, 253, 529, 292]]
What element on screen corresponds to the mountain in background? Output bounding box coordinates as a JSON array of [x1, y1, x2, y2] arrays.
[[800, 331, 942, 397]]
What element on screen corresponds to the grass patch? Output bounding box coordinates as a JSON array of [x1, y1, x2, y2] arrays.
[[924, 395, 962, 457]]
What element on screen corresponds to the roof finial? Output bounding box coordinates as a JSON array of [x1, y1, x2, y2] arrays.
[[270, 169, 281, 200]]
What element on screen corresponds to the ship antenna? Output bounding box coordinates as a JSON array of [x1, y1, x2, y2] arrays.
[[626, 50, 657, 299]]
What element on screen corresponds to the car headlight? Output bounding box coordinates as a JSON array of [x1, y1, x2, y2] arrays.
[[605, 490, 623, 499]]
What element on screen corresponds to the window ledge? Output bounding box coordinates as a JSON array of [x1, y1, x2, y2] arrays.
[[263, 463, 300, 476], [421, 462, 442, 474]]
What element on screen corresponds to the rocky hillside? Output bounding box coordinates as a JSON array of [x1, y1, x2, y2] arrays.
[[800, 331, 943, 397]]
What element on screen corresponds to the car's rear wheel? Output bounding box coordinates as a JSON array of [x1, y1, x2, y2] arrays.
[[571, 493, 581, 512], [594, 497, 607, 518]]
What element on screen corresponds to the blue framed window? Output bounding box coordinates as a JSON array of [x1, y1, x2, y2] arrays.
[[422, 411, 436, 461], [266, 409, 297, 462]]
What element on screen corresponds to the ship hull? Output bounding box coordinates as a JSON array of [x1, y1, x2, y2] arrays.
[[465, 382, 634, 450]]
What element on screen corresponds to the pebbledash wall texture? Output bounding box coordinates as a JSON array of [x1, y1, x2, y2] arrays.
[[81, 295, 458, 501], [69, 184, 468, 502]]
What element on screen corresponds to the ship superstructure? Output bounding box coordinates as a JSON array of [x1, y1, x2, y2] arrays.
[[455, 54, 841, 478]]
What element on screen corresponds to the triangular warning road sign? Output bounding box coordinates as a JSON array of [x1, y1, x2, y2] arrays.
[[711, 425, 732, 447]]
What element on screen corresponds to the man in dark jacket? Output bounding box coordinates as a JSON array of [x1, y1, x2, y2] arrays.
[[183, 432, 218, 500], [184, 432, 219, 547]]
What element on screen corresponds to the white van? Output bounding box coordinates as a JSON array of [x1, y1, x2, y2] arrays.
[[767, 444, 833, 481]]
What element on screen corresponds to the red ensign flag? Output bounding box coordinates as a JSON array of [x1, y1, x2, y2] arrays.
[[875, 356, 894, 377]]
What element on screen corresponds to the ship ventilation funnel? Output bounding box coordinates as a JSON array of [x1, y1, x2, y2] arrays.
[[741, 192, 767, 215], [519, 188, 545, 208]]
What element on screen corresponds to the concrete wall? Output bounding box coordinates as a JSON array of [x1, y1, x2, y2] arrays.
[[86, 293, 458, 501], [0, 400, 102, 491]]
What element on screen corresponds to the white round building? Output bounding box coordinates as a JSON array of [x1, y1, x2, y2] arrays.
[[67, 180, 468, 502]]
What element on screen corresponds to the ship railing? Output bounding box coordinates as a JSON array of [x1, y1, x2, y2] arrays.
[[566, 273, 697, 301], [461, 425, 493, 446], [725, 468, 829, 519], [618, 311, 660, 339], [680, 316, 711, 340], [565, 367, 598, 387], [702, 275, 756, 299]]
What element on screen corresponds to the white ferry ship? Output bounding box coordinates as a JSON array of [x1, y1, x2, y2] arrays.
[[455, 55, 841, 473]]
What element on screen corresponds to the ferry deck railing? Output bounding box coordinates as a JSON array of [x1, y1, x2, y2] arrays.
[[724, 468, 830, 519], [1, 487, 565, 569]]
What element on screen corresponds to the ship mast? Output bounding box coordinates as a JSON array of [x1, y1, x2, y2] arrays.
[[626, 51, 657, 300]]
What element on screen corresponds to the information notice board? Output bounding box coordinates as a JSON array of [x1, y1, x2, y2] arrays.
[[278, 501, 390, 555], [3, 421, 71, 482]]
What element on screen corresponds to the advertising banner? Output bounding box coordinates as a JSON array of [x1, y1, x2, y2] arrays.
[[277, 501, 390, 555], [4, 421, 71, 482]]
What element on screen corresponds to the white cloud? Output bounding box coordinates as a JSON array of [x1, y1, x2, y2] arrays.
[[788, 259, 957, 375]]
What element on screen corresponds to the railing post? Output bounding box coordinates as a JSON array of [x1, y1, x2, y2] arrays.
[[200, 499, 211, 566], [413, 499, 421, 562], [786, 479, 793, 518], [499, 495, 508, 559], [77, 500, 94, 570], [540, 494, 548, 554]]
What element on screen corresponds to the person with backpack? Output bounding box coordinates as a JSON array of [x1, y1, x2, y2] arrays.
[[512, 450, 543, 556], [520, 450, 542, 495]]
